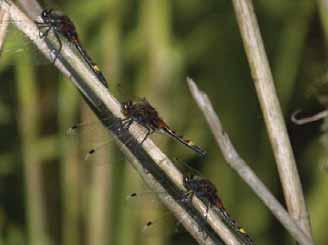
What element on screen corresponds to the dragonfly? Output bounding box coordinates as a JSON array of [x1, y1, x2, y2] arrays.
[[120, 98, 207, 157], [182, 174, 254, 245], [66, 97, 207, 159], [34, 8, 108, 88], [127, 174, 253, 244]]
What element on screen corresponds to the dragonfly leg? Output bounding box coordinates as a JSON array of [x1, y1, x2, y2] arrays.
[[52, 31, 62, 63], [140, 127, 153, 145], [204, 204, 209, 220], [121, 118, 133, 130], [38, 26, 51, 39], [34, 20, 43, 25], [182, 191, 193, 204], [35, 22, 49, 30]]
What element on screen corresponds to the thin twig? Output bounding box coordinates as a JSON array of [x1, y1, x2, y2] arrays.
[[291, 109, 328, 125], [187, 77, 312, 245], [0, 1, 241, 244], [231, 0, 313, 241]]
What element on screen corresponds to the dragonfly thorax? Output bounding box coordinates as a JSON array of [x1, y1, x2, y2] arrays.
[[40, 9, 78, 42], [183, 174, 221, 206], [121, 99, 162, 130]]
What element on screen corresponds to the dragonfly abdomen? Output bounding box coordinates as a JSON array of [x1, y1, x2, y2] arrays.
[[161, 127, 206, 156], [74, 43, 108, 88]]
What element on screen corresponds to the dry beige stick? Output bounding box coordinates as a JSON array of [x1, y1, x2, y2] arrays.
[[17, 0, 42, 18], [231, 0, 313, 241], [0, 5, 9, 50], [187, 78, 312, 245], [0, 1, 240, 244]]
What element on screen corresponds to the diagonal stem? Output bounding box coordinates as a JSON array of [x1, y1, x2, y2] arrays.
[[187, 77, 312, 245], [1, 1, 242, 244]]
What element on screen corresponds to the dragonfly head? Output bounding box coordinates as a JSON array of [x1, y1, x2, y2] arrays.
[[183, 173, 195, 190], [40, 9, 53, 22]]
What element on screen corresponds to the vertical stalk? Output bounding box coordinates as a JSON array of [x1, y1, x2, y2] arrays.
[[231, 0, 313, 242], [317, 0, 328, 45], [309, 1, 328, 243], [137, 0, 175, 244], [273, 1, 315, 110], [84, 104, 111, 245], [58, 80, 81, 245], [16, 49, 49, 245], [307, 134, 328, 244], [86, 0, 126, 244]]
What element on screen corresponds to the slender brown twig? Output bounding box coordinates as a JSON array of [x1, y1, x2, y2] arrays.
[[230, 0, 313, 242], [187, 77, 312, 245]]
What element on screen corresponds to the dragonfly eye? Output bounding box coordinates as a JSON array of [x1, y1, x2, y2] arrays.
[[123, 101, 133, 110], [121, 102, 129, 115], [41, 9, 52, 20], [183, 176, 190, 186], [41, 10, 48, 18]]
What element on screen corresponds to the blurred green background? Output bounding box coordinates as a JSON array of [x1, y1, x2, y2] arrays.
[[0, 0, 328, 244]]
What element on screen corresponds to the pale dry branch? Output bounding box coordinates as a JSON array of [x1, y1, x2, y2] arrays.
[[0, 4, 9, 49], [187, 78, 312, 245], [0, 1, 241, 244]]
